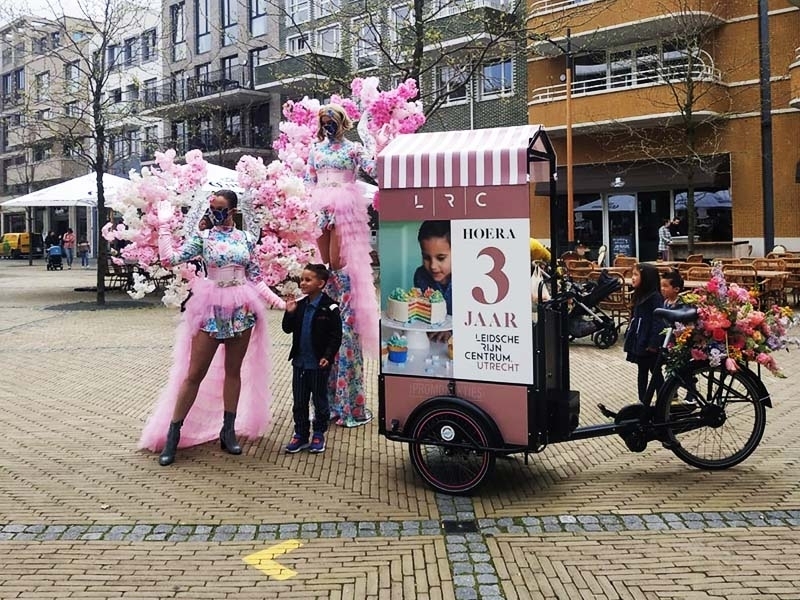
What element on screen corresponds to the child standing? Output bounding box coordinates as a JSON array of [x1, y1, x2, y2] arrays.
[[414, 220, 452, 314], [77, 237, 90, 269], [282, 264, 343, 453], [623, 263, 665, 402]]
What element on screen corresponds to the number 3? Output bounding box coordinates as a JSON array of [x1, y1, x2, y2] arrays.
[[472, 247, 509, 304]]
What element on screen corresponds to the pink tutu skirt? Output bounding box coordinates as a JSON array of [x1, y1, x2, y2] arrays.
[[138, 279, 272, 451], [310, 182, 379, 359]]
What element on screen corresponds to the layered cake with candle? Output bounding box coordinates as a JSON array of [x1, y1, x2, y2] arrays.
[[387, 287, 447, 325]]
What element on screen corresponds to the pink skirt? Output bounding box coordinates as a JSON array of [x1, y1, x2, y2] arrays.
[[138, 279, 272, 451], [311, 182, 379, 359]]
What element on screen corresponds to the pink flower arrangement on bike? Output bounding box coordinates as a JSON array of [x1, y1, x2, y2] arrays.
[[666, 263, 796, 377]]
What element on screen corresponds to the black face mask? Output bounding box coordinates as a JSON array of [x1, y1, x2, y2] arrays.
[[323, 122, 338, 138], [207, 207, 230, 226]]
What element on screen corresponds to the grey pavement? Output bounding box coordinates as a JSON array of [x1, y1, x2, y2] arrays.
[[1, 258, 800, 599]]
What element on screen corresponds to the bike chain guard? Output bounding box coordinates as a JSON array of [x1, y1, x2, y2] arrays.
[[614, 403, 650, 453]]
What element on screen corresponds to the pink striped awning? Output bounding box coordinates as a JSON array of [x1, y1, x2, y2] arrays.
[[378, 125, 548, 190]]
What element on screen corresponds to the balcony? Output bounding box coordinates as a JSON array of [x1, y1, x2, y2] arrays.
[[5, 117, 90, 148], [0, 91, 24, 113], [530, 51, 727, 129], [254, 54, 349, 95], [528, 0, 725, 55], [140, 65, 271, 118], [138, 130, 273, 164], [5, 157, 86, 186], [790, 47, 800, 110]]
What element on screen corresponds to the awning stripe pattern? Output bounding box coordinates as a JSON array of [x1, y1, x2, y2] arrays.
[[378, 125, 545, 189]]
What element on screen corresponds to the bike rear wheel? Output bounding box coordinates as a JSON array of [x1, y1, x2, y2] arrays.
[[657, 363, 766, 470]]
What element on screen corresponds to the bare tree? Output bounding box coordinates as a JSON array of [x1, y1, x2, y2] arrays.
[[4, 0, 154, 304]]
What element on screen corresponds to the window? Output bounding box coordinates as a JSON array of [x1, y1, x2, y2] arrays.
[[107, 44, 120, 70], [34, 72, 50, 101], [389, 4, 412, 59], [170, 71, 186, 102], [6, 113, 22, 127], [221, 0, 237, 46], [353, 19, 379, 69], [286, 0, 310, 25], [315, 25, 340, 55], [2, 47, 12, 66], [437, 65, 468, 103], [12, 68, 24, 92], [143, 78, 158, 106], [128, 129, 141, 157], [143, 125, 159, 157], [65, 60, 81, 93], [250, 0, 268, 37], [250, 46, 270, 83], [126, 83, 139, 102], [124, 37, 138, 67], [110, 88, 122, 103], [64, 101, 79, 117], [50, 31, 60, 48], [141, 29, 157, 62], [1, 73, 11, 97], [195, 0, 211, 54], [480, 58, 512, 98], [286, 33, 309, 55], [223, 111, 241, 143], [171, 3, 187, 61], [35, 108, 52, 120], [316, 0, 339, 17], [35, 36, 48, 54], [33, 145, 52, 162], [221, 56, 236, 82]]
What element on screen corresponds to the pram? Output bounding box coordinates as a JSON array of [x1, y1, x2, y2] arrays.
[[46, 245, 64, 271], [563, 269, 622, 349]]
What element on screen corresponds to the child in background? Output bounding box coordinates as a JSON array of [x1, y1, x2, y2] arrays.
[[660, 268, 684, 309], [77, 237, 90, 269], [414, 220, 452, 315], [623, 263, 665, 403], [282, 264, 343, 453]]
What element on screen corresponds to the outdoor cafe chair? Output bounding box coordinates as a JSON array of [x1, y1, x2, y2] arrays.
[[686, 266, 712, 281], [752, 258, 787, 272], [722, 264, 761, 290], [685, 254, 704, 263], [760, 272, 788, 308], [613, 255, 637, 268]]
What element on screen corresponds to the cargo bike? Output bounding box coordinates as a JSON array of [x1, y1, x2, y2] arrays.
[[375, 126, 772, 495]]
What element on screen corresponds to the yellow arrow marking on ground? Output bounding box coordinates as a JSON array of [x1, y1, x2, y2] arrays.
[[243, 540, 303, 580]]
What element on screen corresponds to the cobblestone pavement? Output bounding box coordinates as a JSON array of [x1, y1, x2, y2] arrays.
[[1, 260, 799, 599]]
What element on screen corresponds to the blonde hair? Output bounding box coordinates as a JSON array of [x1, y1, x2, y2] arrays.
[[317, 104, 353, 142]]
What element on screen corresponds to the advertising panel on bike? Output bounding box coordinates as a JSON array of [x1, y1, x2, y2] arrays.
[[377, 126, 538, 387]]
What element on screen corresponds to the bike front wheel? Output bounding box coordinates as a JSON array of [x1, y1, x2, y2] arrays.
[[657, 363, 766, 470]]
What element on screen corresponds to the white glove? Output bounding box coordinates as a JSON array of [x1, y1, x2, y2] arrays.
[[156, 200, 174, 228], [255, 280, 286, 310]]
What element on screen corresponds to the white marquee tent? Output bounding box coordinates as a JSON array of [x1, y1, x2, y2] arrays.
[[1, 173, 130, 208]]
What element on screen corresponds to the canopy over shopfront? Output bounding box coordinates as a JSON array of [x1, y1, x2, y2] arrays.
[[1, 173, 130, 208]]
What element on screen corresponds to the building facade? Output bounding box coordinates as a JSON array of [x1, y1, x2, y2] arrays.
[[527, 0, 800, 260], [0, 16, 95, 237]]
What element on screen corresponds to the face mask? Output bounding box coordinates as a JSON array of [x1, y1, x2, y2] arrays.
[[207, 207, 230, 226], [323, 121, 338, 138]]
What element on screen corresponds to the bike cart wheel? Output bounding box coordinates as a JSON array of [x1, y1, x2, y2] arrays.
[[657, 363, 766, 470], [408, 404, 496, 495], [592, 326, 618, 349]]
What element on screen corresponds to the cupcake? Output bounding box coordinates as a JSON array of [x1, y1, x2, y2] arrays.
[[387, 334, 409, 364], [447, 335, 454, 360], [380, 342, 389, 364]]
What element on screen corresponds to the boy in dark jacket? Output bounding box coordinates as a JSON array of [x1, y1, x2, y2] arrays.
[[282, 264, 343, 453]]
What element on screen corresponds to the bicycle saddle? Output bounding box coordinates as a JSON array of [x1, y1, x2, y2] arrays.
[[654, 306, 697, 323]]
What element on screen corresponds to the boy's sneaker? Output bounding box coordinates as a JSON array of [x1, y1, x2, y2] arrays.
[[285, 435, 309, 454], [309, 433, 326, 453]]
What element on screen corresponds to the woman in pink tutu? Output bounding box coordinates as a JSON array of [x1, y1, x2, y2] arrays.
[[306, 105, 379, 427], [140, 189, 285, 465]]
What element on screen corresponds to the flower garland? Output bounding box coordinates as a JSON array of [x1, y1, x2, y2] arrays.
[[665, 263, 797, 377]]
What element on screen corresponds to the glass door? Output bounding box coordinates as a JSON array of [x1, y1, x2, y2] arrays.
[[607, 194, 637, 264]]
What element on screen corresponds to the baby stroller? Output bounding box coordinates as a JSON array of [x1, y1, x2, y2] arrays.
[[46, 245, 64, 271], [564, 270, 622, 349]]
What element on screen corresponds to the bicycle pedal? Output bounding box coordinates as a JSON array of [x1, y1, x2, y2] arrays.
[[597, 403, 618, 419]]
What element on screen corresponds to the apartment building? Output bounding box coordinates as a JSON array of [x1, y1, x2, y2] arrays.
[[138, 0, 282, 168], [104, 11, 167, 178], [251, 0, 528, 133], [527, 0, 800, 260], [0, 16, 94, 236]]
